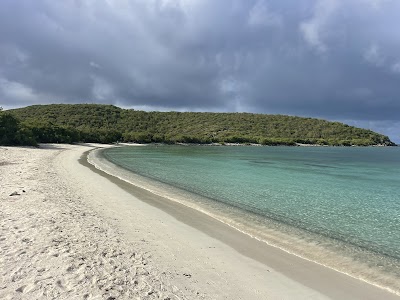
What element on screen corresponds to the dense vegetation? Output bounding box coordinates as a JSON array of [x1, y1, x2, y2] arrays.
[[2, 104, 395, 146], [0, 111, 37, 146]]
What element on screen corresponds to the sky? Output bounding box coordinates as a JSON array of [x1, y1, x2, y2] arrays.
[[0, 0, 399, 142]]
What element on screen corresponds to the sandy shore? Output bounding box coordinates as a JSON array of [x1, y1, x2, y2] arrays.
[[1, 144, 399, 299]]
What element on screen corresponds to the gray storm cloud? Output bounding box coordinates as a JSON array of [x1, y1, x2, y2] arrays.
[[0, 0, 399, 141]]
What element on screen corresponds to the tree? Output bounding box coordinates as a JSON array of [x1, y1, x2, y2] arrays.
[[0, 112, 37, 146]]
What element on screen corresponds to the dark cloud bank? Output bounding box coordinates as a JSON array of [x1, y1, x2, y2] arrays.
[[0, 0, 399, 142]]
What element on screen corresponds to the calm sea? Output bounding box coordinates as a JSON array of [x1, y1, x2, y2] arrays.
[[102, 145, 400, 293]]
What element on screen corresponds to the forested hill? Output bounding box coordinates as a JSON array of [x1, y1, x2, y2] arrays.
[[2, 104, 395, 146]]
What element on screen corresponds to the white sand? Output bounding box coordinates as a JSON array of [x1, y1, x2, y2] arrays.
[[1, 144, 399, 300]]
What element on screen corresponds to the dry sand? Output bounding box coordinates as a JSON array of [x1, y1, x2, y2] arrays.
[[0, 144, 399, 299]]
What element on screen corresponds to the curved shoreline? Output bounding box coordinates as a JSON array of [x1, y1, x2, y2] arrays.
[[1, 144, 199, 299], [3, 144, 398, 299], [86, 145, 400, 299]]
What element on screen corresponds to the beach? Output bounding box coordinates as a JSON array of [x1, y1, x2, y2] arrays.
[[1, 144, 399, 300]]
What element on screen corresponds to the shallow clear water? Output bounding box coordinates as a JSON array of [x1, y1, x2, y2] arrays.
[[103, 145, 400, 290]]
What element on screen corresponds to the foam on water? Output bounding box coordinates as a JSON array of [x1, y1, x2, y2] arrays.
[[89, 145, 400, 294]]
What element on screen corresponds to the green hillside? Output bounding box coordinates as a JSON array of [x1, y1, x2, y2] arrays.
[[3, 104, 395, 146]]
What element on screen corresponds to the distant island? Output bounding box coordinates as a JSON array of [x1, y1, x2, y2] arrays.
[[0, 104, 396, 146]]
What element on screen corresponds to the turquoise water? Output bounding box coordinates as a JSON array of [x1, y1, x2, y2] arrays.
[[102, 145, 400, 290]]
